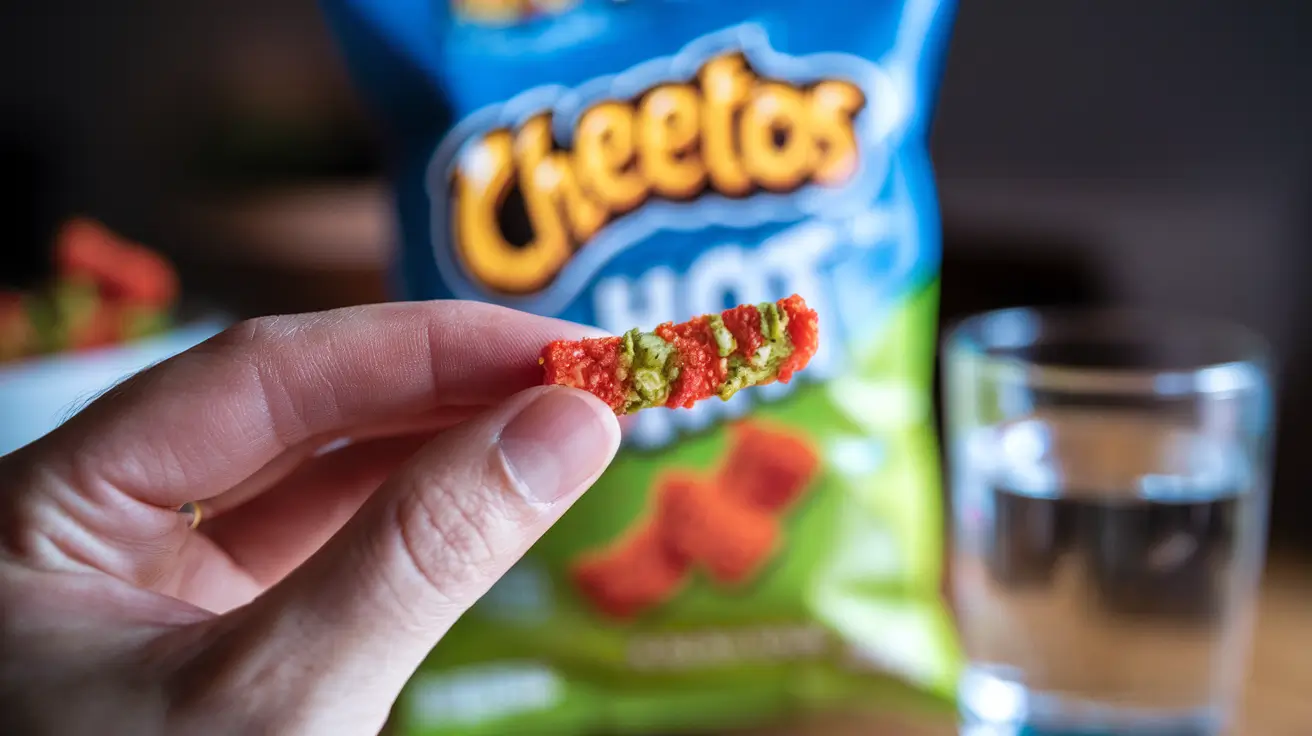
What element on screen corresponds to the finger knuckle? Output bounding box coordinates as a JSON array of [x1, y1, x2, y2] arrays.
[[206, 316, 323, 444], [394, 479, 505, 605], [208, 316, 277, 355]]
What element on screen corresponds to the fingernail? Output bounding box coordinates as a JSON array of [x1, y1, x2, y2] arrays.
[[499, 388, 619, 504]]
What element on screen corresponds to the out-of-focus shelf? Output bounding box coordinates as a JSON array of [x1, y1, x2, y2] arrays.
[[168, 180, 393, 316], [177, 180, 393, 269]]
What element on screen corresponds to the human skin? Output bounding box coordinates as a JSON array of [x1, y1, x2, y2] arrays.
[[0, 300, 621, 735]]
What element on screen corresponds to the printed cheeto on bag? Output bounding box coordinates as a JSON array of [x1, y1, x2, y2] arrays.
[[323, 0, 961, 732]]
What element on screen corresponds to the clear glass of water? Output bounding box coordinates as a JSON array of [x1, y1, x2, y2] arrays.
[[943, 308, 1274, 736]]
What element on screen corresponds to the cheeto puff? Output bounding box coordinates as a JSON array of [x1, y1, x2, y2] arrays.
[[571, 524, 690, 620], [717, 421, 821, 513], [539, 335, 628, 412], [775, 294, 818, 384], [653, 471, 779, 587], [540, 295, 819, 415], [655, 316, 726, 409]]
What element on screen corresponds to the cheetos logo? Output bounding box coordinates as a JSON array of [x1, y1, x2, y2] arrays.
[[428, 25, 900, 307]]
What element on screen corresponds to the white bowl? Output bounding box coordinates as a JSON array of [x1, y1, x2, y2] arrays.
[[0, 319, 229, 457]]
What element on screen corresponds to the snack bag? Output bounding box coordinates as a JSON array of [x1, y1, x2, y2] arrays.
[[323, 0, 960, 732]]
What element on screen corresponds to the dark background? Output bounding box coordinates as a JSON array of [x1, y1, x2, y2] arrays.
[[2, 1, 1310, 549]]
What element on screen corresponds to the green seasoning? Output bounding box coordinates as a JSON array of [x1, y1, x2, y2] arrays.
[[760, 300, 788, 342], [706, 314, 737, 357], [620, 328, 681, 414], [717, 303, 796, 401]]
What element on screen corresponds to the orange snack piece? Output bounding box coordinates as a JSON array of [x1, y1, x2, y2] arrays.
[[717, 422, 820, 513], [571, 523, 690, 620], [776, 293, 818, 383], [570, 421, 819, 619], [719, 303, 765, 359], [541, 295, 819, 416], [654, 316, 728, 410], [539, 335, 629, 413], [56, 218, 179, 307], [654, 471, 779, 587]]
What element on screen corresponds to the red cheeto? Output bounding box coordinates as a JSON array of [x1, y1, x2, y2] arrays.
[[570, 420, 822, 620], [718, 422, 821, 513], [571, 525, 690, 621], [538, 335, 628, 413], [654, 472, 779, 586], [540, 295, 819, 415]]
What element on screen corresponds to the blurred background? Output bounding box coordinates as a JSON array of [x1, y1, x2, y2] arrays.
[[1, 0, 1309, 547]]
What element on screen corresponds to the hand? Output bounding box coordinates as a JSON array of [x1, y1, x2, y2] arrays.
[[0, 301, 621, 735]]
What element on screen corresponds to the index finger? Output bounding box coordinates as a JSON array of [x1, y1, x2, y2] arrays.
[[13, 300, 601, 509]]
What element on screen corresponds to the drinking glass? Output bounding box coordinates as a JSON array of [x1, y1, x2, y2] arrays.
[[943, 308, 1273, 736]]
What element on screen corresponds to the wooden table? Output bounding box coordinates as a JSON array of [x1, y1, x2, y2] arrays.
[[742, 559, 1312, 736]]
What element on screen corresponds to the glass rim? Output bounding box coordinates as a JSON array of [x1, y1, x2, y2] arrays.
[[943, 306, 1272, 398]]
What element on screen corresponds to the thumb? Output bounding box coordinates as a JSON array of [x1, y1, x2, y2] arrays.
[[176, 386, 620, 734]]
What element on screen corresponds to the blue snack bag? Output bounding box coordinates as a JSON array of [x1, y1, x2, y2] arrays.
[[324, 1, 960, 733]]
